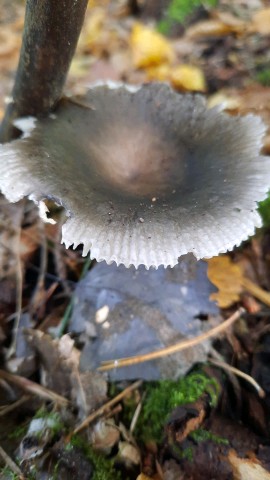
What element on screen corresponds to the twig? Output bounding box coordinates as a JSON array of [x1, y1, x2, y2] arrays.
[[7, 211, 24, 358], [29, 219, 48, 316], [130, 394, 145, 434], [104, 404, 122, 420], [0, 0, 88, 142], [0, 395, 30, 416], [0, 444, 24, 478], [72, 380, 143, 436], [209, 359, 265, 398], [53, 212, 72, 296], [0, 369, 69, 405], [241, 277, 270, 308], [98, 308, 245, 371], [210, 347, 242, 409], [57, 256, 92, 337]]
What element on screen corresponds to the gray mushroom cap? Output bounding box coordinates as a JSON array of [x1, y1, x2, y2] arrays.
[[0, 82, 269, 268]]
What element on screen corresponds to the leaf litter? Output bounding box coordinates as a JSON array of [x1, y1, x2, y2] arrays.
[[1, 0, 270, 478]]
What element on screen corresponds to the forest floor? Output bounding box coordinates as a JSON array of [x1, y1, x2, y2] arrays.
[[1, 1, 270, 479]]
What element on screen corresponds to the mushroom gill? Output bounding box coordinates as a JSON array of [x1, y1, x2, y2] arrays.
[[0, 82, 269, 268]]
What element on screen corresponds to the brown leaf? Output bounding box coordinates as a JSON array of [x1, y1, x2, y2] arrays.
[[207, 256, 244, 308], [207, 255, 270, 309], [250, 8, 270, 36], [228, 450, 270, 480], [185, 19, 243, 39], [25, 329, 107, 415]]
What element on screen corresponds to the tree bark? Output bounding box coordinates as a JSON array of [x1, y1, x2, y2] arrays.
[[0, 0, 88, 142]]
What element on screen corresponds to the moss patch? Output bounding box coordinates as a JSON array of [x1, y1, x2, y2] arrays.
[[256, 68, 270, 87], [259, 194, 270, 227], [158, 0, 218, 34], [67, 436, 121, 480], [136, 371, 220, 442], [190, 428, 229, 445]]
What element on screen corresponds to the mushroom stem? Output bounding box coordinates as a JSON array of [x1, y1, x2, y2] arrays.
[[0, 0, 88, 143]]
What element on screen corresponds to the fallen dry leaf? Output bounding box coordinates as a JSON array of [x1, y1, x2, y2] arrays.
[[207, 86, 270, 155], [130, 23, 175, 68], [250, 8, 270, 36], [207, 256, 244, 308], [170, 64, 206, 92], [185, 19, 241, 39], [24, 329, 107, 416], [207, 256, 270, 309], [91, 419, 120, 454], [118, 441, 141, 468], [228, 450, 270, 480], [20, 223, 40, 263], [78, 8, 106, 52], [146, 63, 171, 82], [0, 26, 21, 58], [146, 62, 206, 92]]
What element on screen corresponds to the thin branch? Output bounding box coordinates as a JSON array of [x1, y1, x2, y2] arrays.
[[209, 359, 265, 398], [0, 395, 30, 417], [129, 394, 145, 434], [0, 0, 88, 142], [7, 209, 24, 358], [98, 308, 245, 371], [72, 380, 143, 436], [0, 444, 24, 478], [0, 369, 69, 405], [241, 277, 270, 308]]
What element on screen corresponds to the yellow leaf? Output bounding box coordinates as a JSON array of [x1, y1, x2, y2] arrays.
[[170, 64, 206, 92], [130, 23, 175, 69], [251, 8, 270, 36], [207, 256, 270, 309], [146, 63, 170, 81], [78, 8, 106, 52], [207, 256, 244, 308]]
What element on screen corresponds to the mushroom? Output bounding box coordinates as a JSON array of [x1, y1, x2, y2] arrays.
[[0, 82, 269, 268]]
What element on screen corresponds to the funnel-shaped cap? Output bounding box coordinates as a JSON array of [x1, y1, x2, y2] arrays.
[[0, 83, 269, 268]]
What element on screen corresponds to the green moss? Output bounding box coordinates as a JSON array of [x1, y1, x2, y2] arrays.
[[190, 428, 229, 445], [158, 0, 218, 34], [137, 372, 220, 442], [256, 68, 270, 87], [34, 408, 65, 436], [8, 423, 28, 440], [0, 466, 36, 480], [67, 436, 121, 480], [171, 443, 194, 461], [181, 446, 194, 461], [0, 467, 19, 480], [258, 194, 270, 227]]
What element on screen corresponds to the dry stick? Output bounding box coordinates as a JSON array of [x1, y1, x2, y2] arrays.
[[0, 369, 68, 405], [0, 0, 88, 143], [129, 394, 145, 434], [209, 359, 265, 398], [30, 220, 47, 310], [98, 307, 245, 371], [0, 444, 24, 478], [0, 395, 31, 416], [72, 380, 143, 436], [241, 277, 270, 308], [8, 211, 24, 358]]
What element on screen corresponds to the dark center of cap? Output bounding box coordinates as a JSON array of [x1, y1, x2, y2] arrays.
[[87, 123, 189, 199]]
